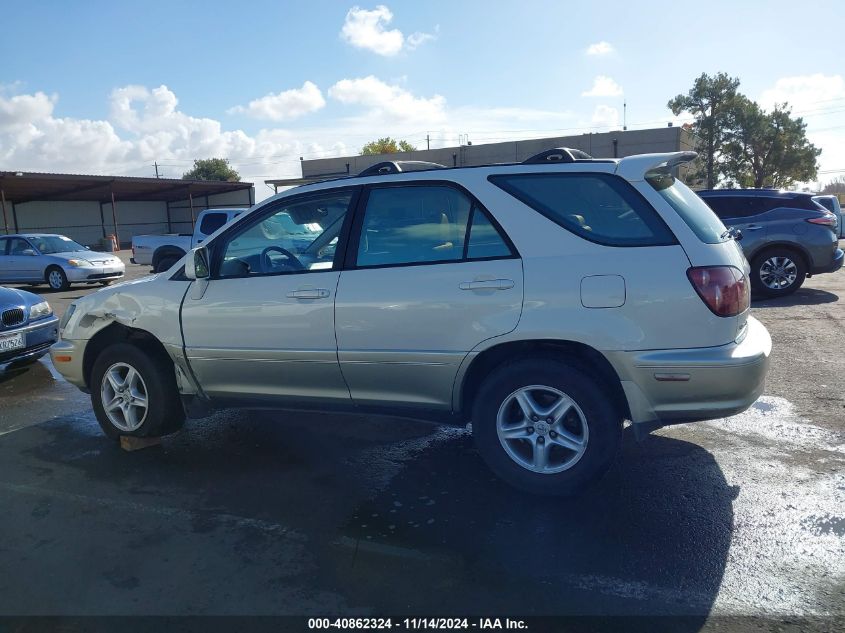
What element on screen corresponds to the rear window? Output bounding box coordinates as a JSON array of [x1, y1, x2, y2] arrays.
[[814, 197, 837, 213], [199, 212, 228, 236], [646, 171, 727, 244], [490, 172, 676, 247]]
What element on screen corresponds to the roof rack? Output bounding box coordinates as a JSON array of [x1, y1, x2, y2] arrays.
[[358, 160, 447, 177], [522, 148, 594, 164]]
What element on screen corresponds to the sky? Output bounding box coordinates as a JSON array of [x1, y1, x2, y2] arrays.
[[2, 0, 844, 201]]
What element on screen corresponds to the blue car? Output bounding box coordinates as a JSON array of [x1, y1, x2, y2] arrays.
[[0, 286, 59, 370]]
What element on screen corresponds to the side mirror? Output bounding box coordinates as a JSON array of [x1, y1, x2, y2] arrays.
[[22, 249, 37, 256], [184, 246, 209, 280]]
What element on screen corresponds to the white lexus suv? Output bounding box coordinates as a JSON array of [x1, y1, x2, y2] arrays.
[[52, 149, 771, 495]]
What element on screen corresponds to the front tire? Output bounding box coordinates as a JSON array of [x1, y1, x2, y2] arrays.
[[91, 343, 185, 440], [472, 358, 622, 496], [751, 248, 806, 298], [46, 266, 69, 291]]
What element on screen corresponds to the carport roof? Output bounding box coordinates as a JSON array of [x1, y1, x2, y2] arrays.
[[0, 171, 253, 204]]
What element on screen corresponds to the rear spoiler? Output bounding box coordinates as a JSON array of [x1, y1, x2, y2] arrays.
[[615, 151, 698, 181]]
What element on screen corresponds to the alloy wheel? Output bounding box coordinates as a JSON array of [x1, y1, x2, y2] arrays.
[[100, 362, 149, 432], [759, 256, 798, 290], [496, 385, 589, 474]]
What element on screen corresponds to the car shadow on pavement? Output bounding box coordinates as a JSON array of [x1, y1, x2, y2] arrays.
[[0, 412, 735, 629], [752, 287, 839, 308]]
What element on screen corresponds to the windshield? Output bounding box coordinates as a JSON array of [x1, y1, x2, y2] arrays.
[[646, 170, 728, 244], [29, 235, 87, 254]]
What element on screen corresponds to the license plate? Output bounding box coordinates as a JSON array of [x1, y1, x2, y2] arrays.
[[0, 332, 25, 352]]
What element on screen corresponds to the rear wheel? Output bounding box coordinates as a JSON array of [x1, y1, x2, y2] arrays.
[[45, 266, 69, 291], [91, 343, 185, 439], [472, 358, 622, 496], [154, 255, 180, 274], [751, 248, 806, 297]]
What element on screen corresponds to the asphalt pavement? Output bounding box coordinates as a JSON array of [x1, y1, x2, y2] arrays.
[[0, 250, 842, 631]]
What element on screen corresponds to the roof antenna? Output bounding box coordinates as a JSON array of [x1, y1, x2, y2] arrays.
[[623, 100, 627, 131]]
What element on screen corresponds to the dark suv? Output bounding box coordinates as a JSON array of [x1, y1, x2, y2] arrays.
[[698, 189, 843, 297]]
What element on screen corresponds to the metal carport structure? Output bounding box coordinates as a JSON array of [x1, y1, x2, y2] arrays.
[[0, 172, 254, 246]]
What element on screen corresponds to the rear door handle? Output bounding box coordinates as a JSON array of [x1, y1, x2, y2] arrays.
[[745, 225, 764, 231], [286, 288, 330, 299], [459, 279, 515, 291]]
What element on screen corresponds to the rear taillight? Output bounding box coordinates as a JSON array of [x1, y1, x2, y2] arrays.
[[687, 266, 749, 317], [807, 213, 837, 228]]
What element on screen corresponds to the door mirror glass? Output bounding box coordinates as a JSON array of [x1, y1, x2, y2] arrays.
[[22, 249, 37, 256], [185, 247, 209, 280]]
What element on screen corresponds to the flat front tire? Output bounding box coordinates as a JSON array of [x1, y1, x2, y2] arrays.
[[472, 358, 622, 496], [91, 343, 185, 440]]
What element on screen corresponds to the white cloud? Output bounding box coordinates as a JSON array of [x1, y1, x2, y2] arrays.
[[227, 81, 326, 121], [585, 41, 614, 56], [591, 105, 619, 128], [328, 75, 447, 124], [340, 5, 436, 56], [758, 73, 845, 187], [582, 76, 623, 97]]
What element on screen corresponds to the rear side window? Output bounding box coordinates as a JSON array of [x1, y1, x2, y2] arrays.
[[700, 195, 767, 219], [490, 172, 676, 247], [199, 212, 228, 236], [646, 171, 727, 244]]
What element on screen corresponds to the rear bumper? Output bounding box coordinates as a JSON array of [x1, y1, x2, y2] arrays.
[[0, 316, 59, 369], [607, 316, 771, 426], [810, 247, 843, 275]]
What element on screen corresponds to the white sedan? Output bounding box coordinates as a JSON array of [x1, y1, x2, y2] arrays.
[[0, 233, 125, 291]]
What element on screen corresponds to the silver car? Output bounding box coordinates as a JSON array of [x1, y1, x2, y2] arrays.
[[51, 150, 771, 495], [0, 234, 125, 291]]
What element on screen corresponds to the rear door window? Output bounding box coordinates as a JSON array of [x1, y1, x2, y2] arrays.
[[490, 172, 676, 247]]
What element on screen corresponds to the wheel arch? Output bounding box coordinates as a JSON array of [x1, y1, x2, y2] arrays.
[[456, 339, 630, 422], [151, 246, 186, 269], [82, 322, 173, 390], [747, 241, 811, 270]]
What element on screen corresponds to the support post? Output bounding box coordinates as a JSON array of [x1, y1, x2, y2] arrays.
[[165, 200, 173, 233], [110, 189, 120, 248], [189, 189, 195, 230], [11, 201, 19, 233], [1, 187, 8, 235], [99, 202, 107, 238]]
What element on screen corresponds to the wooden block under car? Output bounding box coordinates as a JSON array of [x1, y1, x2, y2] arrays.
[[119, 435, 162, 452]]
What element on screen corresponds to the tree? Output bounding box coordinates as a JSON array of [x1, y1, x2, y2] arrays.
[[182, 158, 240, 181], [722, 99, 820, 188], [360, 137, 417, 155], [668, 73, 741, 188], [820, 176, 845, 195]]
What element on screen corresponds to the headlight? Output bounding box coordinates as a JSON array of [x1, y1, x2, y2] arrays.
[[29, 301, 53, 320], [59, 303, 76, 332], [67, 259, 92, 267]]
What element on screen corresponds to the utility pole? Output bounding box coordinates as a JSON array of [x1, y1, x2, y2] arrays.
[[426, 134, 430, 150], [153, 162, 160, 178], [623, 101, 627, 131]]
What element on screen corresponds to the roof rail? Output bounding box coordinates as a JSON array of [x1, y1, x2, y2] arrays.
[[522, 148, 594, 164], [358, 160, 447, 177]]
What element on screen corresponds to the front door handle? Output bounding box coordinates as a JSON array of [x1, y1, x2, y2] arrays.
[[745, 225, 764, 231], [459, 279, 515, 291], [286, 288, 330, 299]]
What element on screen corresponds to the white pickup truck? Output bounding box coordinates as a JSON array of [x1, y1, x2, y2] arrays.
[[131, 208, 244, 272]]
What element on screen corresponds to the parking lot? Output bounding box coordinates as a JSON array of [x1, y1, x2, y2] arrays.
[[0, 251, 843, 628]]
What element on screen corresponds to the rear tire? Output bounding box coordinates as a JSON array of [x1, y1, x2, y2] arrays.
[[154, 255, 180, 274], [45, 266, 69, 291], [472, 358, 622, 496], [91, 343, 185, 440], [751, 248, 806, 298]]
